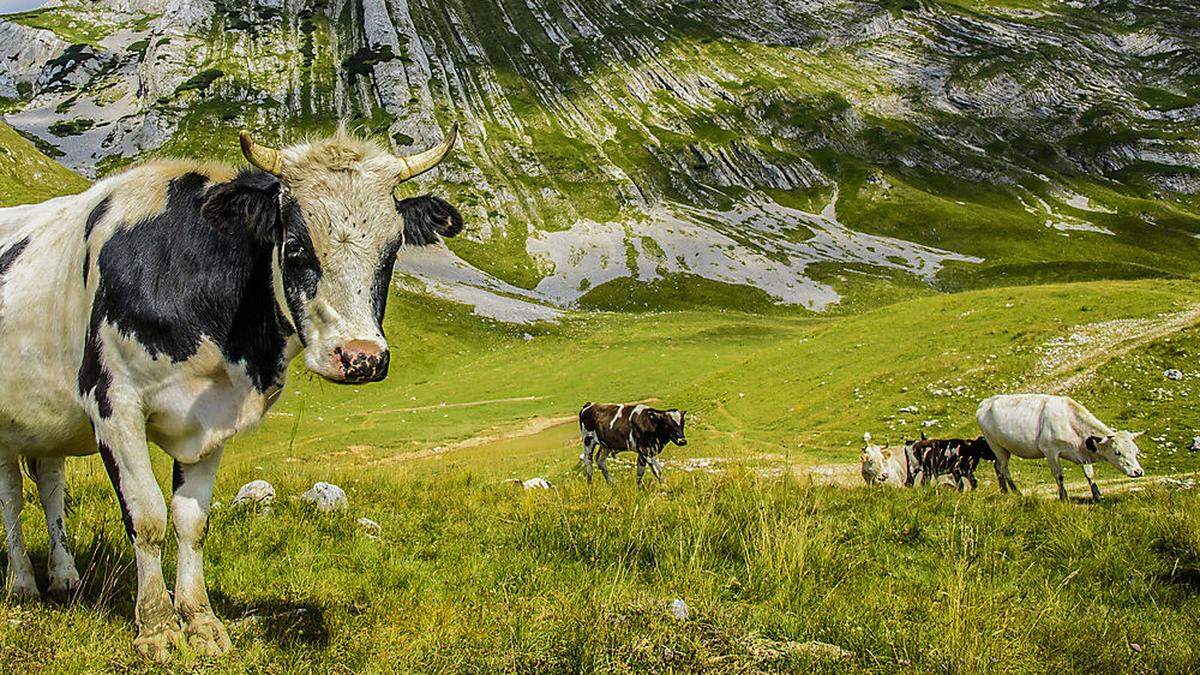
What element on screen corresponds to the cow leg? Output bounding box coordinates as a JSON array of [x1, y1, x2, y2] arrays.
[[992, 446, 1020, 495], [1081, 463, 1102, 501], [0, 458, 37, 599], [636, 454, 647, 487], [171, 452, 230, 656], [581, 436, 595, 484], [1046, 454, 1068, 501], [95, 421, 179, 661], [966, 472, 979, 491], [648, 456, 664, 483], [595, 449, 614, 485], [32, 457, 80, 600]]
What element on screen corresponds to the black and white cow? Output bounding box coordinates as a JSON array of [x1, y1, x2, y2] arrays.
[[906, 435, 996, 490], [0, 126, 461, 659], [579, 402, 687, 486]]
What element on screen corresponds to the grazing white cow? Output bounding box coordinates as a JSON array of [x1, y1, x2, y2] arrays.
[[859, 433, 914, 487], [976, 394, 1145, 501], [0, 125, 460, 659]]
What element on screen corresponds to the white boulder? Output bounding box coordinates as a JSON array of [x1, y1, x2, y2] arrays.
[[233, 479, 275, 507], [301, 482, 348, 512]]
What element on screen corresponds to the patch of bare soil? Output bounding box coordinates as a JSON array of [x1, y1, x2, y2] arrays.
[[1036, 305, 1200, 392]]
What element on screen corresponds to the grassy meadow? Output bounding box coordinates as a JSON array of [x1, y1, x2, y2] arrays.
[[1, 275, 1200, 671]]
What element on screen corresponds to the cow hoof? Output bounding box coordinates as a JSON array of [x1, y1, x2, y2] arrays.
[[47, 572, 81, 603], [185, 614, 232, 656], [7, 577, 39, 602], [134, 618, 182, 662]]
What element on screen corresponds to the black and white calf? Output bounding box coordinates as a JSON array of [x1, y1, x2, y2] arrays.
[[906, 436, 996, 490], [0, 126, 461, 659], [579, 402, 687, 486]]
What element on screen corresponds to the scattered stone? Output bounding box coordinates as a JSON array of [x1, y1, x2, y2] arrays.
[[301, 482, 348, 512], [233, 480, 275, 507], [1165, 369, 1183, 380], [1130, 642, 1143, 653], [668, 598, 689, 620], [921, 419, 940, 428], [899, 405, 918, 414], [522, 477, 551, 490], [1163, 477, 1195, 490], [1190, 436, 1200, 452], [357, 517, 381, 539]]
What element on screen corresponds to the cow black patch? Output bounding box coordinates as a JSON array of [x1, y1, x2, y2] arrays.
[[370, 235, 403, 329], [278, 196, 322, 345], [83, 196, 111, 283], [97, 439, 135, 541], [0, 236, 30, 276], [80, 170, 292, 401], [396, 194, 463, 246], [172, 460, 184, 493], [84, 196, 110, 240]]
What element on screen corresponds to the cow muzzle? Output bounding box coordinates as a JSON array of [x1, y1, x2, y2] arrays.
[[331, 340, 390, 383]]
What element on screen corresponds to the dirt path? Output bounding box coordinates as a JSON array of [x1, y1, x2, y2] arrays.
[[366, 414, 576, 467], [356, 395, 547, 416], [1042, 304, 1200, 393], [798, 461, 1199, 498]]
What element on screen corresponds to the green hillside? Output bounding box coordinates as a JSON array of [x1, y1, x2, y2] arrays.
[[2, 0, 1198, 311], [0, 120, 88, 207]]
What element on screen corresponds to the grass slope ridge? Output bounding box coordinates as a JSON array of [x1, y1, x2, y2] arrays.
[[0, 120, 88, 207]]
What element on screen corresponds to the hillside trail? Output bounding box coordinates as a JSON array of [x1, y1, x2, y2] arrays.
[[1039, 303, 1200, 393]]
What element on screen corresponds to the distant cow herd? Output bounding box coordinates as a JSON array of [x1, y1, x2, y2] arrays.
[[860, 393, 1144, 500]]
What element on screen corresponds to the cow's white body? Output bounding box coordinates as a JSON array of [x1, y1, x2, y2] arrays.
[[976, 394, 1145, 500], [0, 126, 461, 660]]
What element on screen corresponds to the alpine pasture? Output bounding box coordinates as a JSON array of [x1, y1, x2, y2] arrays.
[[2, 127, 1200, 670]]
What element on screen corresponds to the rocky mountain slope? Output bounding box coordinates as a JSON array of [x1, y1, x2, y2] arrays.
[[2, 0, 1198, 320]]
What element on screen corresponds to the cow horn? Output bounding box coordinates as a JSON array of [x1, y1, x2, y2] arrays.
[[239, 130, 284, 177], [391, 123, 457, 183]]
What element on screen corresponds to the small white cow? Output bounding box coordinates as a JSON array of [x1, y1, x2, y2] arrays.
[[976, 394, 1145, 501], [859, 433, 913, 487]]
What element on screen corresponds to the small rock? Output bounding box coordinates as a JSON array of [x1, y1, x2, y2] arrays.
[[1165, 369, 1183, 380], [357, 517, 381, 539], [233, 480, 275, 507], [668, 598, 689, 620], [1189, 436, 1200, 452], [522, 477, 551, 490], [301, 482, 348, 512], [899, 405, 918, 414], [1130, 642, 1143, 653]]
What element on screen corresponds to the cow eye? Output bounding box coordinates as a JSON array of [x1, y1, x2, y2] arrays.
[[284, 241, 311, 264]]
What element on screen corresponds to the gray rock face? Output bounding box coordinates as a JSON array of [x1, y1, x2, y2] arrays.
[[0, 22, 66, 98], [301, 482, 348, 512]]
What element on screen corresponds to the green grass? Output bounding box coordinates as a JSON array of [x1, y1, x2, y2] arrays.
[[0, 121, 88, 206], [0, 269, 1197, 668]]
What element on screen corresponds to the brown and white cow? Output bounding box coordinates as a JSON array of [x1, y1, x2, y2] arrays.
[[579, 402, 687, 485], [0, 125, 460, 659]]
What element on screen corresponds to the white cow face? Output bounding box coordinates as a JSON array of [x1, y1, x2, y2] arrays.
[[239, 127, 457, 384], [1088, 431, 1146, 478], [860, 444, 893, 485]]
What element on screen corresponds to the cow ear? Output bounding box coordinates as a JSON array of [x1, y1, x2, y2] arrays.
[[396, 194, 463, 246], [202, 171, 281, 244]]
